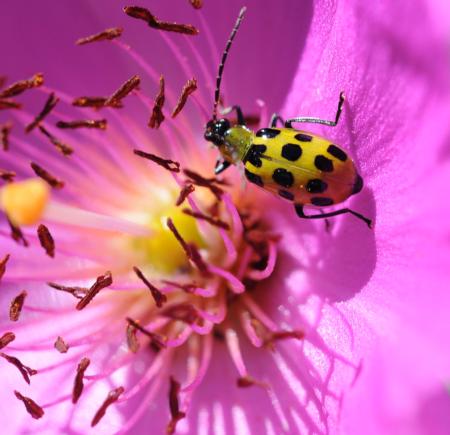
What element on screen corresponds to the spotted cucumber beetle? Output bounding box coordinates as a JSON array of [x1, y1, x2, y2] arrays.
[[204, 7, 372, 228]]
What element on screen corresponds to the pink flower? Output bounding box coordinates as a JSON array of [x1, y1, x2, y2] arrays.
[[1, 1, 450, 434]]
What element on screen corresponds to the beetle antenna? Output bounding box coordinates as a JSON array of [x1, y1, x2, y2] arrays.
[[212, 6, 247, 121]]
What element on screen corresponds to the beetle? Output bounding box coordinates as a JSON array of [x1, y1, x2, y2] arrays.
[[204, 7, 371, 228]]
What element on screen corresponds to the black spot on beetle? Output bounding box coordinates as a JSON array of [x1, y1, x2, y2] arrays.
[[243, 144, 267, 168], [245, 169, 264, 187], [281, 143, 302, 161], [295, 133, 313, 142], [306, 179, 328, 193], [352, 173, 363, 195], [272, 168, 294, 188], [314, 155, 334, 172], [256, 128, 280, 138], [278, 189, 295, 201], [327, 144, 347, 161], [311, 197, 334, 206]]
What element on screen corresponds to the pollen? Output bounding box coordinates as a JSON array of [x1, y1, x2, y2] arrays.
[[0, 178, 50, 226]]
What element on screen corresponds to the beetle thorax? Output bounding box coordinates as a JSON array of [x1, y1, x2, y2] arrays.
[[220, 125, 253, 164]]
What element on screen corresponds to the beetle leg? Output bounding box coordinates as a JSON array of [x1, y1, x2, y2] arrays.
[[215, 159, 232, 175], [285, 92, 345, 129], [269, 113, 285, 127], [221, 105, 245, 125], [294, 203, 372, 228]]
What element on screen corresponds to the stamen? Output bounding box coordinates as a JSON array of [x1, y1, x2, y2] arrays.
[[123, 6, 199, 35], [133, 266, 167, 308], [105, 75, 140, 106], [9, 290, 27, 321], [72, 96, 122, 109], [76, 27, 123, 45], [126, 323, 139, 353], [167, 377, 186, 435], [0, 169, 16, 182], [0, 99, 22, 110], [182, 208, 230, 230], [237, 375, 268, 389], [175, 183, 195, 206], [263, 330, 305, 349], [148, 75, 165, 129], [25, 92, 59, 133], [14, 391, 44, 419], [172, 78, 198, 118], [0, 73, 43, 98], [134, 149, 180, 173], [0, 353, 37, 384], [76, 271, 113, 310], [54, 336, 69, 353], [72, 357, 90, 404], [0, 332, 15, 349], [161, 280, 197, 294], [126, 318, 167, 351], [189, 0, 203, 9], [6, 217, 28, 246], [161, 303, 199, 325], [30, 162, 65, 189], [37, 224, 55, 258], [1, 121, 12, 151], [38, 126, 73, 156], [91, 386, 124, 427], [0, 253, 10, 281], [166, 218, 209, 274], [56, 119, 107, 130], [183, 169, 224, 199], [47, 282, 87, 299]]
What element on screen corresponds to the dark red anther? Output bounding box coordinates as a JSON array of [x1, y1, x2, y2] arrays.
[[105, 75, 140, 107], [149, 75, 165, 129], [91, 386, 124, 427], [0, 73, 43, 98], [56, 119, 107, 130], [14, 391, 44, 419], [6, 217, 28, 247], [161, 280, 197, 294], [133, 266, 167, 308], [38, 126, 73, 156], [175, 184, 195, 206], [72, 96, 122, 109], [25, 92, 59, 133], [237, 375, 268, 389], [182, 208, 230, 230], [0, 332, 15, 349], [161, 303, 199, 325], [166, 218, 209, 274], [167, 376, 186, 435], [126, 318, 166, 351], [54, 336, 69, 353], [172, 78, 197, 118], [37, 224, 55, 258], [263, 330, 305, 349], [10, 290, 27, 321], [0, 99, 22, 110], [30, 162, 64, 189], [134, 149, 180, 173], [72, 357, 90, 404], [76, 271, 112, 310], [183, 169, 224, 199], [1, 121, 12, 151], [0, 253, 10, 281], [124, 6, 199, 35], [189, 0, 203, 9], [76, 27, 123, 45], [0, 169, 15, 182], [47, 282, 87, 299], [126, 323, 139, 353], [1, 353, 37, 384]]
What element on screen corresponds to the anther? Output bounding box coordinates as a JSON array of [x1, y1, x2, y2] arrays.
[[0, 169, 15, 182], [25, 92, 59, 133], [54, 336, 69, 353], [6, 217, 28, 246], [126, 318, 167, 351], [175, 184, 195, 206], [105, 75, 140, 107], [0, 254, 10, 281], [237, 375, 269, 389], [14, 391, 44, 419], [0, 353, 37, 384], [0, 73, 43, 99], [76, 27, 123, 45], [263, 330, 305, 350], [126, 323, 139, 353], [182, 208, 230, 230], [189, 0, 203, 9], [133, 266, 167, 308], [38, 126, 73, 156], [161, 280, 197, 294], [91, 386, 124, 427], [9, 290, 27, 321], [72, 96, 122, 109], [123, 6, 199, 35], [30, 162, 64, 189], [149, 75, 165, 129], [56, 119, 107, 130], [76, 271, 112, 310], [172, 78, 197, 118], [167, 376, 186, 435], [161, 303, 199, 325], [47, 282, 87, 299], [134, 149, 180, 173], [0, 332, 15, 349], [72, 357, 90, 404], [37, 224, 55, 258], [1, 122, 12, 151], [0, 99, 22, 110], [183, 169, 224, 199]]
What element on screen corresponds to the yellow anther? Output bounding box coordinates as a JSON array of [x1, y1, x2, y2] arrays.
[[0, 178, 50, 226]]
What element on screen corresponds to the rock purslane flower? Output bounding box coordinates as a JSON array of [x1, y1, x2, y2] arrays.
[[1, 1, 450, 434]]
